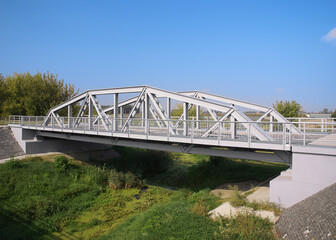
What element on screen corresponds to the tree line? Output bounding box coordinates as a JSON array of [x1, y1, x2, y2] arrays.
[[1, 71, 333, 119], [0, 72, 78, 117]]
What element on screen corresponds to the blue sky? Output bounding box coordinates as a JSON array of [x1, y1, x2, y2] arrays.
[[1, 0, 335, 112]]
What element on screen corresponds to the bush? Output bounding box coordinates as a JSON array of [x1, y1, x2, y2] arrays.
[[111, 147, 172, 178], [4, 156, 22, 169], [108, 169, 142, 190], [192, 200, 209, 216], [228, 186, 246, 207], [54, 155, 69, 171]]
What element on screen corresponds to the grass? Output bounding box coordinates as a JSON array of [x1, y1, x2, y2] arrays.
[[148, 154, 288, 190], [0, 148, 287, 239], [98, 189, 221, 240], [225, 185, 282, 216]]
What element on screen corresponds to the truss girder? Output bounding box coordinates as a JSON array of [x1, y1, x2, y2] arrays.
[[146, 88, 176, 135], [202, 109, 235, 137], [40, 85, 299, 143], [174, 91, 199, 129], [121, 87, 147, 131]]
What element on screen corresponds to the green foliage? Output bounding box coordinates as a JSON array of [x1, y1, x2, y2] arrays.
[[108, 169, 142, 190], [273, 100, 302, 118], [110, 147, 173, 178], [54, 155, 70, 171], [155, 155, 288, 190], [0, 151, 282, 240], [0, 157, 106, 238], [331, 110, 336, 118], [171, 103, 197, 117], [99, 190, 220, 240], [214, 214, 275, 240], [4, 155, 22, 169], [0, 71, 78, 116], [228, 186, 246, 207]]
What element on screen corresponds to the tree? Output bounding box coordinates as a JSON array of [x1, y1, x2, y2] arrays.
[[331, 110, 336, 118], [171, 103, 197, 117], [273, 100, 302, 118], [0, 72, 78, 116], [0, 74, 6, 116], [321, 108, 330, 114]]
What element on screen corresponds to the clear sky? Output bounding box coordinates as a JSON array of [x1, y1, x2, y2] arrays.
[[1, 0, 335, 112]]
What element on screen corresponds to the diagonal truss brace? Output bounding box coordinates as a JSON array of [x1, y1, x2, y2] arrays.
[[146, 89, 177, 135], [202, 109, 235, 137], [121, 87, 147, 132]]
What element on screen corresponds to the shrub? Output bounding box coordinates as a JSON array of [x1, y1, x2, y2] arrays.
[[108, 169, 142, 190], [108, 169, 124, 190], [54, 155, 69, 171], [192, 200, 209, 216], [111, 147, 172, 177], [228, 186, 246, 207], [4, 155, 22, 169], [215, 214, 275, 239]]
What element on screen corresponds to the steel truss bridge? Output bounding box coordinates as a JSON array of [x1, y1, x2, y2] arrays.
[[9, 86, 336, 164]]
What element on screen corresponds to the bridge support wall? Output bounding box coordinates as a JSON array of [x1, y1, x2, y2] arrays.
[[10, 126, 110, 154], [270, 146, 336, 208]]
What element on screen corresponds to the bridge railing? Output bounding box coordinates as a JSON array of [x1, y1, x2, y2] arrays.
[[288, 118, 336, 133], [8, 115, 336, 149]]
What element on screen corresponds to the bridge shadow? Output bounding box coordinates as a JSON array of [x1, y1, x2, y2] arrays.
[[88, 146, 289, 192], [0, 202, 80, 240]]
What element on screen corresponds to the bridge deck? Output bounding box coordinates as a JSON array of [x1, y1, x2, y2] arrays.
[[10, 121, 334, 152]]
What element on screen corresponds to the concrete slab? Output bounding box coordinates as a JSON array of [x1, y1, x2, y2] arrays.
[[209, 202, 279, 223], [309, 133, 336, 147], [246, 187, 269, 203]]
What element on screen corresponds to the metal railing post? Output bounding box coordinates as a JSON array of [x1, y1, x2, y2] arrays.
[[289, 124, 292, 147], [218, 121, 221, 145], [303, 122, 306, 146], [146, 119, 149, 139], [283, 123, 286, 149], [97, 118, 99, 134], [191, 120, 194, 143], [128, 120, 130, 138], [167, 120, 170, 141], [248, 122, 251, 148]]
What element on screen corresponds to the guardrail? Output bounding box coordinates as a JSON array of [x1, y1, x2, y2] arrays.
[[288, 117, 336, 132], [8, 115, 336, 149]]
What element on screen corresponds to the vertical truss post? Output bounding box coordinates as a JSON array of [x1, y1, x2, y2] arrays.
[[142, 102, 145, 127], [270, 115, 273, 132], [114, 93, 119, 131], [183, 102, 189, 136], [68, 105, 72, 128], [231, 116, 236, 139], [88, 98, 93, 129], [166, 98, 171, 119], [196, 105, 200, 129], [120, 106, 124, 127], [145, 93, 150, 134], [51, 115, 54, 129]]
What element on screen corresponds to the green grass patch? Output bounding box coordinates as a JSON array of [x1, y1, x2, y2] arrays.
[[58, 186, 172, 239], [150, 154, 288, 190], [1, 148, 285, 239], [99, 189, 221, 240]]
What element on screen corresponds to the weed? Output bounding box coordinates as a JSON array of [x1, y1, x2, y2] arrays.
[[228, 186, 246, 207], [192, 200, 209, 216], [215, 214, 275, 240], [54, 155, 69, 171], [4, 155, 22, 169]]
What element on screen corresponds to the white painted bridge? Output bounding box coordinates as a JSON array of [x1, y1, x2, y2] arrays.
[[8, 85, 336, 207], [8, 85, 336, 163]]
